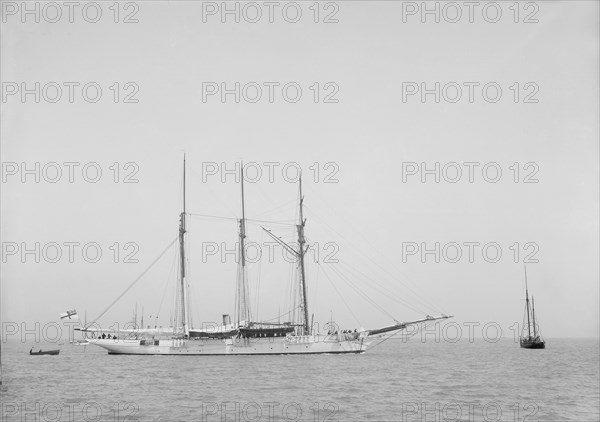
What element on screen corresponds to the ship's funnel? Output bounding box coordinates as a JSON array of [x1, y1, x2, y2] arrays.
[[222, 314, 231, 326]]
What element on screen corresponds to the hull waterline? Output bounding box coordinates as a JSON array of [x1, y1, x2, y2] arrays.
[[88, 335, 370, 355]]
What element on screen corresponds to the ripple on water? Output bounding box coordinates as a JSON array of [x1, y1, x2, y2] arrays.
[[1, 339, 598, 421]]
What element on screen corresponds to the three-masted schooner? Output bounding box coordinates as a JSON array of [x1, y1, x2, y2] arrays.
[[520, 266, 545, 349], [74, 159, 451, 355]]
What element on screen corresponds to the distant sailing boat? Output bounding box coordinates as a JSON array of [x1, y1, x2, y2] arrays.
[[72, 158, 451, 355], [520, 266, 545, 349]]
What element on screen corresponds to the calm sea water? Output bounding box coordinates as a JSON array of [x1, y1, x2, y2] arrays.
[[1, 338, 598, 422]]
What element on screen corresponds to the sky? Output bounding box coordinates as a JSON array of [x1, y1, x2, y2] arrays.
[[1, 1, 598, 340]]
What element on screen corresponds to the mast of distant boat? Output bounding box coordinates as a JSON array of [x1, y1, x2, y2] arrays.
[[297, 175, 310, 335], [179, 155, 189, 337], [525, 265, 531, 340], [531, 296, 537, 338]]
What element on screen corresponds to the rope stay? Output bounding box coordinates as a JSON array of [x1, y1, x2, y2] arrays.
[[317, 262, 363, 327], [303, 204, 446, 315], [325, 261, 398, 321], [152, 245, 179, 329], [330, 255, 431, 316], [188, 213, 295, 227], [89, 236, 178, 326]]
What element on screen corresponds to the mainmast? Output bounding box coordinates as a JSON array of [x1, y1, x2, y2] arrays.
[[179, 155, 189, 337], [237, 162, 251, 325], [297, 175, 310, 335], [524, 265, 531, 339]]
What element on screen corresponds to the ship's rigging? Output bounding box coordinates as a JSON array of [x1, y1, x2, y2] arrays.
[[78, 158, 451, 353]]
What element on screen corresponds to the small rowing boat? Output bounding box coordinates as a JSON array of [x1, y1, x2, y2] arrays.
[[29, 348, 60, 356]]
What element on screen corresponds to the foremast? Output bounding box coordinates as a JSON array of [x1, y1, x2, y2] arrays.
[[236, 162, 251, 326], [297, 175, 310, 335], [178, 155, 190, 337]]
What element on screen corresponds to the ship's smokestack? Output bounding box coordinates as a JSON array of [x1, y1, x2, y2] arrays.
[[222, 314, 231, 326]]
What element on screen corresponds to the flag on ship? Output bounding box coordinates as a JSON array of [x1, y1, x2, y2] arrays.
[[60, 310, 79, 320]]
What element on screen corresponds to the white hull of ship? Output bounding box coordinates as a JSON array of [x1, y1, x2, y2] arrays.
[[88, 334, 370, 355]]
